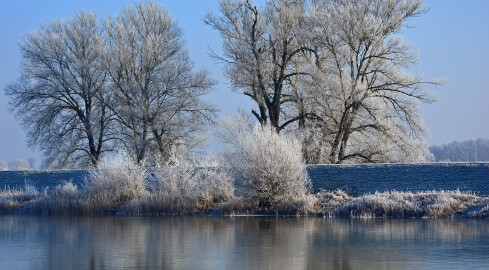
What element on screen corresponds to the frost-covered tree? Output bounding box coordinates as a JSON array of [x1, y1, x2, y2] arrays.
[[106, 2, 217, 163], [300, 0, 440, 163], [215, 110, 254, 147], [207, 0, 438, 164], [8, 159, 33, 170], [0, 160, 7, 171], [5, 11, 115, 168], [430, 138, 489, 162], [205, 0, 314, 132]]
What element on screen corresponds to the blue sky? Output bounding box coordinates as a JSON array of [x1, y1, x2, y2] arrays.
[[0, 0, 488, 168]]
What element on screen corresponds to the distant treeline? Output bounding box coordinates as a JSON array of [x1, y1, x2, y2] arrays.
[[430, 138, 489, 162]]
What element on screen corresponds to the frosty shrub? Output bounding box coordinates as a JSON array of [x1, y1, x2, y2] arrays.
[[228, 126, 312, 209], [316, 189, 353, 216], [193, 156, 235, 204], [216, 111, 254, 147], [136, 156, 234, 214], [52, 181, 79, 199], [85, 154, 147, 211]]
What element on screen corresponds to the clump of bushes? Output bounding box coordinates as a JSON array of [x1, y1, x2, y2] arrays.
[[226, 126, 315, 213], [132, 156, 235, 214], [0, 126, 317, 215], [83, 154, 147, 212]]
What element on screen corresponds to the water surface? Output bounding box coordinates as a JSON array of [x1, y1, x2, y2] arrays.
[[3, 163, 489, 195], [0, 216, 488, 270]]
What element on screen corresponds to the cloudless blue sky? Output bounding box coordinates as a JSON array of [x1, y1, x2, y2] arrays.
[[0, 0, 488, 168]]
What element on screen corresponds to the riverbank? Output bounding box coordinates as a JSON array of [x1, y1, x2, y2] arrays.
[[1, 155, 488, 218], [1, 185, 488, 218]]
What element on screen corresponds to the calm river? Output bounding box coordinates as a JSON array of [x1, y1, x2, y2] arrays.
[[0, 216, 488, 270]]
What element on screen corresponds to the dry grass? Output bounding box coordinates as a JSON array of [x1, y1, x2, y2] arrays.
[[0, 184, 40, 210], [214, 193, 319, 216], [474, 204, 489, 218], [29, 181, 86, 214], [316, 189, 353, 216], [333, 190, 480, 218], [467, 199, 489, 218], [2, 181, 488, 217]]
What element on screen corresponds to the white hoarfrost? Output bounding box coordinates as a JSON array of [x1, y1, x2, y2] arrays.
[[227, 126, 314, 210], [334, 190, 480, 218], [207, 0, 441, 164], [84, 154, 147, 210], [105, 1, 217, 164], [134, 156, 235, 213]]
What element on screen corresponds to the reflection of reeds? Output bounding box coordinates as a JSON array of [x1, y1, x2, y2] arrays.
[[1, 216, 488, 270]]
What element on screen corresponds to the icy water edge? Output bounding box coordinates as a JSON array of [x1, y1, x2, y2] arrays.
[[0, 215, 488, 270]]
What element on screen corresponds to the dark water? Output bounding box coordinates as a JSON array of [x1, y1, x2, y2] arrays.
[[0, 170, 88, 190], [0, 216, 488, 270], [308, 163, 489, 195], [2, 163, 489, 196]]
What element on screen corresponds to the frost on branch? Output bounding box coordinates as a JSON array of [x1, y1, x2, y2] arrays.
[[208, 0, 441, 164], [105, 2, 217, 164], [227, 125, 313, 209], [4, 11, 114, 168]]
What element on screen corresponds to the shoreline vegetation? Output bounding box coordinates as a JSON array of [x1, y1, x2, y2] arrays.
[[1, 182, 488, 218], [1, 127, 488, 218]]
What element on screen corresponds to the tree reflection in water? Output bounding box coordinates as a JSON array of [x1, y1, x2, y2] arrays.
[[0, 216, 488, 270]]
